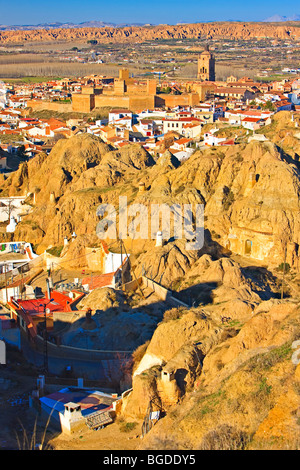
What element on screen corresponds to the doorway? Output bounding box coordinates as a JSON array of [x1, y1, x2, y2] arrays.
[[245, 239, 252, 255]]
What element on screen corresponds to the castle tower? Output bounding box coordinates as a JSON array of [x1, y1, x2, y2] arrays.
[[119, 68, 130, 82], [114, 79, 126, 95], [197, 45, 215, 81], [147, 79, 157, 95]]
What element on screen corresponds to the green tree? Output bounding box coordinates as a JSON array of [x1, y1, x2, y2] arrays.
[[262, 101, 276, 112]]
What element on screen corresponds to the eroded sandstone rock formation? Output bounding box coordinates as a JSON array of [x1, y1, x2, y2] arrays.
[[1, 125, 299, 270], [1, 22, 300, 44]]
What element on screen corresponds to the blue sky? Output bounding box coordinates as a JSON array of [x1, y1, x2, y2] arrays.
[[0, 0, 299, 25]]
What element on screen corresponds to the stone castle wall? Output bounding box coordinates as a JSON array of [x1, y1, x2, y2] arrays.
[[27, 100, 73, 113], [71, 94, 95, 113]]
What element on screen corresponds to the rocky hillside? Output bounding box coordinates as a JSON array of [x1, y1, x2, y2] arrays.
[[123, 299, 300, 450], [1, 116, 300, 271], [0, 21, 300, 44]]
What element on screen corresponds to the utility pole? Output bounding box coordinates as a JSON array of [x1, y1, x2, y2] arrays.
[[40, 298, 53, 375], [4, 264, 8, 304], [20, 266, 24, 300], [43, 304, 48, 374], [120, 239, 144, 298], [281, 244, 288, 300], [120, 239, 123, 288], [51, 262, 54, 289]]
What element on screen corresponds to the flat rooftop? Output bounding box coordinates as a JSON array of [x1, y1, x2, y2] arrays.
[[40, 387, 116, 417], [0, 252, 28, 262]]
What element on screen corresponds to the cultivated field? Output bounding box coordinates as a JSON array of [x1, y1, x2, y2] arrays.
[[0, 36, 299, 81]]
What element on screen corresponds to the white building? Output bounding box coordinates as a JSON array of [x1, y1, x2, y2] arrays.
[[135, 119, 155, 137], [0, 81, 7, 109], [108, 109, 133, 125], [203, 131, 235, 147], [0, 196, 32, 223], [163, 117, 203, 135]]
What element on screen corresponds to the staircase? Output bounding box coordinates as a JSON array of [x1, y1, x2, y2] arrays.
[[85, 409, 113, 430], [156, 379, 181, 407], [141, 395, 164, 437]]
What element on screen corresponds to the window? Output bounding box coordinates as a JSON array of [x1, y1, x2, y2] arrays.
[[245, 239, 252, 255]]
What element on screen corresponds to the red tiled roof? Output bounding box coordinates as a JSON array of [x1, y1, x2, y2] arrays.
[[174, 138, 192, 145], [241, 110, 272, 117], [242, 117, 262, 122], [7, 301, 38, 338], [220, 139, 235, 146], [117, 141, 130, 148], [41, 117, 66, 131], [12, 290, 83, 316], [0, 129, 20, 135]]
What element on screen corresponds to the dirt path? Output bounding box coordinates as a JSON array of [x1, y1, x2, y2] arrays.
[[49, 419, 143, 451]]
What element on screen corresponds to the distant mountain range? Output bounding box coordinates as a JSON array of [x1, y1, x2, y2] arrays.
[[0, 21, 152, 31], [1, 17, 300, 32], [263, 14, 300, 22]]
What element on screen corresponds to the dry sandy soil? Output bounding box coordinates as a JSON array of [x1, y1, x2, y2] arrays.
[[48, 419, 143, 451]]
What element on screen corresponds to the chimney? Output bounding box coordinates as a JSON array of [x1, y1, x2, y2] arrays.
[[155, 231, 163, 247], [46, 278, 51, 299], [138, 182, 145, 193], [86, 308, 92, 323], [49, 191, 55, 204]]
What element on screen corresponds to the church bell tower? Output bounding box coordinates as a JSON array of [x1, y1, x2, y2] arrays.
[[197, 44, 215, 81]]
